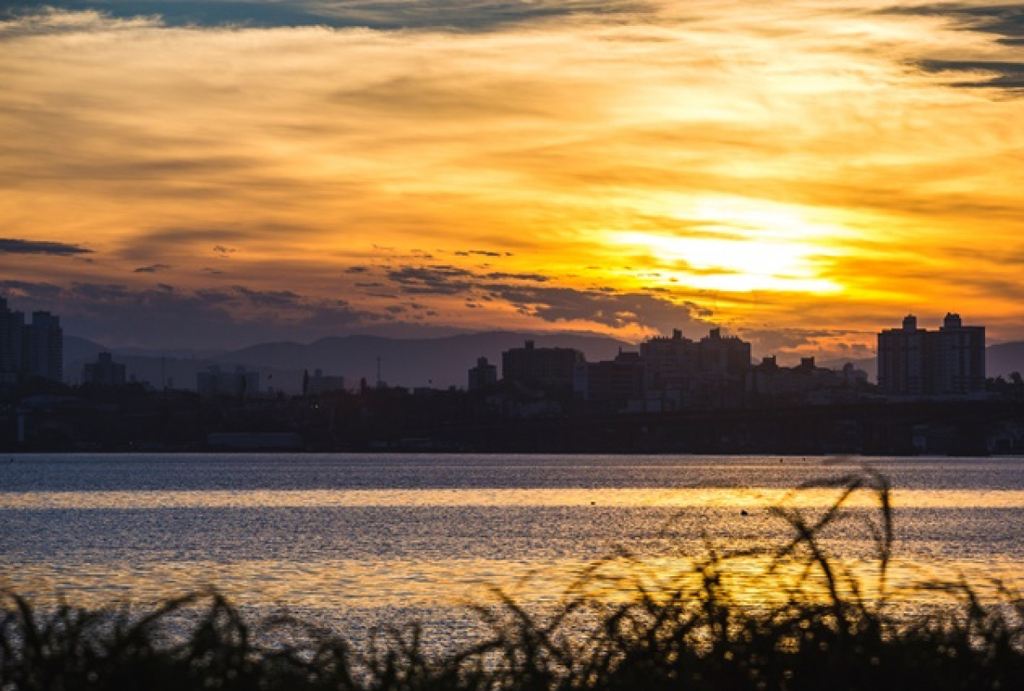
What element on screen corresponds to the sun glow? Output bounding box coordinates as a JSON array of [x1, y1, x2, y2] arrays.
[[610, 198, 846, 293]]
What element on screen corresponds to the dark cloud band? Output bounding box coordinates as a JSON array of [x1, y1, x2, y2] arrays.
[[919, 59, 1024, 89], [133, 263, 172, 273], [0, 238, 92, 255], [1, 1, 646, 31]]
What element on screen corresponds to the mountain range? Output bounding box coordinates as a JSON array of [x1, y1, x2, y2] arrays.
[[64, 333, 1024, 393], [64, 332, 634, 393]]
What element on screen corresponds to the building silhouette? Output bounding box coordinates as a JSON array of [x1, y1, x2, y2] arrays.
[[25, 311, 63, 382], [0, 297, 63, 383], [877, 313, 985, 397], [305, 369, 345, 395], [502, 340, 585, 392], [746, 356, 867, 405], [197, 365, 260, 398], [83, 352, 127, 386], [639, 328, 697, 397], [639, 328, 751, 409], [573, 350, 645, 412], [467, 356, 497, 391], [0, 298, 25, 384]]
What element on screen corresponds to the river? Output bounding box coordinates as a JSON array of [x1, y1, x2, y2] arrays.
[[2, 453, 1022, 642]]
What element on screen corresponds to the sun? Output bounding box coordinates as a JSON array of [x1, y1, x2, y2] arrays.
[[607, 196, 847, 294]]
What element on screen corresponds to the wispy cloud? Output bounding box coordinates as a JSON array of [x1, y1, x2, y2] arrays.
[[879, 3, 1024, 44], [918, 59, 1024, 89]]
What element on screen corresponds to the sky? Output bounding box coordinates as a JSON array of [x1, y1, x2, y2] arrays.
[[1, 1, 1022, 360]]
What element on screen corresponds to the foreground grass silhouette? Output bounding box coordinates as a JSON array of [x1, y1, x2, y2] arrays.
[[2, 471, 1022, 690]]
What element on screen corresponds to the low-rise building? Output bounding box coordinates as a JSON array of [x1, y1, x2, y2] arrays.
[[467, 356, 497, 391], [574, 351, 645, 412], [305, 369, 345, 395], [640, 328, 751, 409], [746, 356, 867, 406], [502, 340, 584, 392], [197, 365, 260, 398], [83, 352, 127, 386]]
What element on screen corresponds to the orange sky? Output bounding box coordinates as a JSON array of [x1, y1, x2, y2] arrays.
[[1, 2, 1022, 357]]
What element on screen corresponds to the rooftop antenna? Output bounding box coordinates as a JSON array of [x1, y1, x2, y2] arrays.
[[376, 356, 382, 388]]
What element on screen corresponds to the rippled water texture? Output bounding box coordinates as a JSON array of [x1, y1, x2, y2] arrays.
[[1, 454, 1022, 630]]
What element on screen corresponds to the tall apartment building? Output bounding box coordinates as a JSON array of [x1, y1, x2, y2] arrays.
[[0, 298, 25, 383], [0, 298, 63, 383], [877, 313, 985, 396], [25, 311, 64, 382]]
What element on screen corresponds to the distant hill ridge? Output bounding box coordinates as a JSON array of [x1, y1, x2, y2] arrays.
[[63, 334, 1024, 393], [64, 332, 635, 392]]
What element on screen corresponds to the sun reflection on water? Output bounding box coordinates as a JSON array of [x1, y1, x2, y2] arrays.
[[3, 487, 1023, 510], [7, 553, 1020, 617]]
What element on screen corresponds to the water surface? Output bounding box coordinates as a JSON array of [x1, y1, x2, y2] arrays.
[[2, 453, 1022, 632]]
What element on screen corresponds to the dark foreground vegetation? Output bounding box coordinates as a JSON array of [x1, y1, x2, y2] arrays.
[[3, 473, 1022, 690]]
